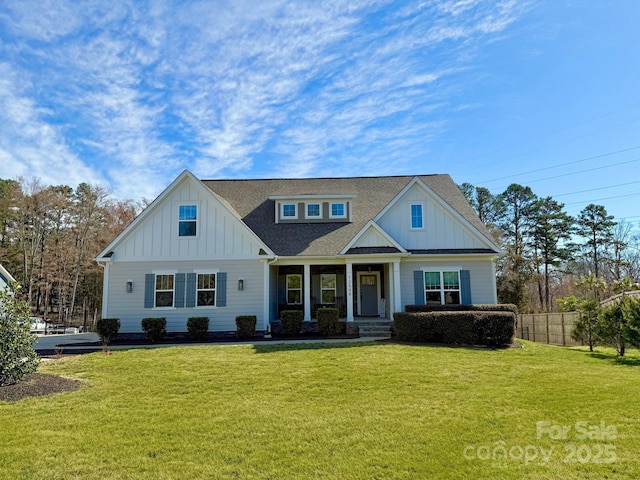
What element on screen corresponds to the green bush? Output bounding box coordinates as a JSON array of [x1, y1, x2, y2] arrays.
[[405, 304, 518, 314], [96, 318, 120, 346], [0, 284, 39, 386], [393, 311, 515, 346], [317, 308, 340, 336], [236, 315, 257, 339], [187, 317, 209, 341], [280, 310, 303, 336], [141, 318, 167, 343]]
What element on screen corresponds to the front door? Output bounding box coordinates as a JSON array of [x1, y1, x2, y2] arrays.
[[359, 273, 379, 316]]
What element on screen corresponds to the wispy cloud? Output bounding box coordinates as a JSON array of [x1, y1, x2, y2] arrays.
[[0, 0, 530, 197]]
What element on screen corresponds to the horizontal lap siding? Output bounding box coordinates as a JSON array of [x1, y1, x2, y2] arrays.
[[399, 258, 496, 308], [106, 260, 265, 332]]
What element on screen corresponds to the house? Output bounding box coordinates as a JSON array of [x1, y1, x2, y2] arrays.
[[96, 170, 501, 334], [0, 264, 16, 292]]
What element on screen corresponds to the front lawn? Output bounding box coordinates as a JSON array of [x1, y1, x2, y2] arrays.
[[1, 341, 639, 479]]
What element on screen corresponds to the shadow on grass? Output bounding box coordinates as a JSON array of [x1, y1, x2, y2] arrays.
[[252, 338, 517, 354], [586, 352, 640, 367]]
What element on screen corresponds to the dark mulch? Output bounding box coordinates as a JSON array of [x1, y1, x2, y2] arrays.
[[0, 373, 82, 402]]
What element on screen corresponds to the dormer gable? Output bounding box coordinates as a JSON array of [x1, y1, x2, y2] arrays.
[[269, 194, 357, 223]]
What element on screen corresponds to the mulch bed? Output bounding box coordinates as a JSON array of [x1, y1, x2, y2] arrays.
[[0, 373, 82, 403]]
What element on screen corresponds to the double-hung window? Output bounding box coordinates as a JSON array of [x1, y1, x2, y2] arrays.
[[321, 273, 337, 304], [197, 273, 216, 307], [282, 203, 297, 219], [286, 274, 302, 304], [179, 205, 197, 237], [425, 271, 460, 305], [155, 274, 175, 307], [411, 203, 423, 229]]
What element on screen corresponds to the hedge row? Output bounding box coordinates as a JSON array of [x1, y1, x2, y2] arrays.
[[405, 304, 518, 314], [393, 311, 515, 346]]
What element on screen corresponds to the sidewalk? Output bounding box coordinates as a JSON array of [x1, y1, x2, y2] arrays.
[[34, 332, 388, 355]]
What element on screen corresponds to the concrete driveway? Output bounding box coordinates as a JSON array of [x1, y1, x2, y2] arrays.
[[34, 332, 99, 352]]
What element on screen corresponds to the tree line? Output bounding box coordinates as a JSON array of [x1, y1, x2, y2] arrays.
[[459, 182, 640, 313], [0, 178, 139, 328]]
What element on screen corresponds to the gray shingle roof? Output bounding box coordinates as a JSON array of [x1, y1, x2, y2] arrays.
[[202, 175, 498, 257]]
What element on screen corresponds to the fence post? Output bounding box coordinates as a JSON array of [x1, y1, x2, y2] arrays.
[[546, 314, 550, 344], [561, 313, 566, 346], [531, 314, 535, 342]]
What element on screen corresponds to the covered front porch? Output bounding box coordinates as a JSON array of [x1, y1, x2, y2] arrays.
[[269, 257, 403, 323]]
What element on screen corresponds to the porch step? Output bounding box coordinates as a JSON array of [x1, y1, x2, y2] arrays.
[[355, 319, 393, 338]]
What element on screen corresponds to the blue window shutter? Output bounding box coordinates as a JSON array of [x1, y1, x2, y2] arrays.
[[460, 270, 472, 305], [413, 271, 425, 305], [186, 273, 196, 308], [217, 272, 227, 307], [144, 274, 155, 308], [175, 273, 185, 308]]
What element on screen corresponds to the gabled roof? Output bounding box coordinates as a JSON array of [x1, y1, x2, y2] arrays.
[[202, 174, 500, 257], [0, 263, 15, 286]]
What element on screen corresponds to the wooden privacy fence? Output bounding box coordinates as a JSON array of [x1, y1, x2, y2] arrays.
[[517, 312, 581, 346]]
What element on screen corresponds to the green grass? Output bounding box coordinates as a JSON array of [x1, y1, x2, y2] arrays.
[[1, 341, 639, 479]]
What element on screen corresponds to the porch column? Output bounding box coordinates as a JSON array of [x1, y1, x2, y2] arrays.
[[346, 261, 354, 322], [262, 260, 270, 332], [393, 260, 402, 315], [303, 263, 311, 321]]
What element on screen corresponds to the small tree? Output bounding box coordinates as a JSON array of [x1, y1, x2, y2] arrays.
[[571, 298, 600, 352], [0, 283, 40, 386], [597, 296, 640, 356]]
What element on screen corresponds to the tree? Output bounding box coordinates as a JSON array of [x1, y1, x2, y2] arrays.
[[576, 204, 616, 281], [496, 184, 537, 310], [531, 197, 574, 311], [569, 274, 607, 352], [597, 296, 640, 356], [0, 283, 40, 386]]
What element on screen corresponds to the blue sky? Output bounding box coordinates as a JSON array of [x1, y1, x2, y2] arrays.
[[1, 1, 639, 224]]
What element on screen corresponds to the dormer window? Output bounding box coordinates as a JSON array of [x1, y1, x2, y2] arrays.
[[179, 205, 197, 237], [282, 203, 297, 219], [330, 202, 346, 219], [306, 203, 321, 218]]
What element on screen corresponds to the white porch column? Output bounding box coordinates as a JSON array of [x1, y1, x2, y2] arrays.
[[346, 261, 354, 322], [263, 260, 270, 332], [303, 263, 311, 321], [393, 260, 402, 316], [101, 262, 110, 319]]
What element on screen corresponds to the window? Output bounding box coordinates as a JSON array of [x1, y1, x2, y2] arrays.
[[411, 203, 423, 229], [425, 271, 460, 305], [282, 203, 297, 219], [330, 202, 345, 218], [179, 205, 197, 237], [197, 273, 216, 307], [286, 274, 302, 304], [321, 273, 336, 304], [155, 274, 174, 307], [306, 203, 321, 218]]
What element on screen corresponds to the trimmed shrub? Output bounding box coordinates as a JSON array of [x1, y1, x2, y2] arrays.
[[0, 284, 39, 386], [280, 310, 303, 336], [236, 315, 257, 339], [405, 304, 518, 314], [393, 311, 515, 346], [317, 307, 340, 336], [187, 317, 209, 341], [141, 318, 167, 343], [97, 318, 120, 346]]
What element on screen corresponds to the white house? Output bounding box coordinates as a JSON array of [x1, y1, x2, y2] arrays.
[[0, 264, 16, 292], [96, 170, 501, 333]]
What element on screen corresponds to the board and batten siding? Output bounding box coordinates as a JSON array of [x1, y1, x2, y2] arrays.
[[399, 258, 497, 308], [115, 178, 262, 261], [377, 183, 487, 250], [105, 260, 265, 332]]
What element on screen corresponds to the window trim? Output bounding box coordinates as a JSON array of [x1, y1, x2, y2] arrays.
[[410, 203, 424, 230], [329, 202, 346, 219], [320, 273, 337, 304], [280, 203, 298, 219], [154, 272, 176, 309], [194, 271, 218, 308], [286, 274, 302, 305], [421, 268, 461, 305], [178, 203, 199, 238], [306, 202, 321, 219]]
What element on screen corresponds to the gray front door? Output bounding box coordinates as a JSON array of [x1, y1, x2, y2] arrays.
[[360, 274, 378, 316]]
